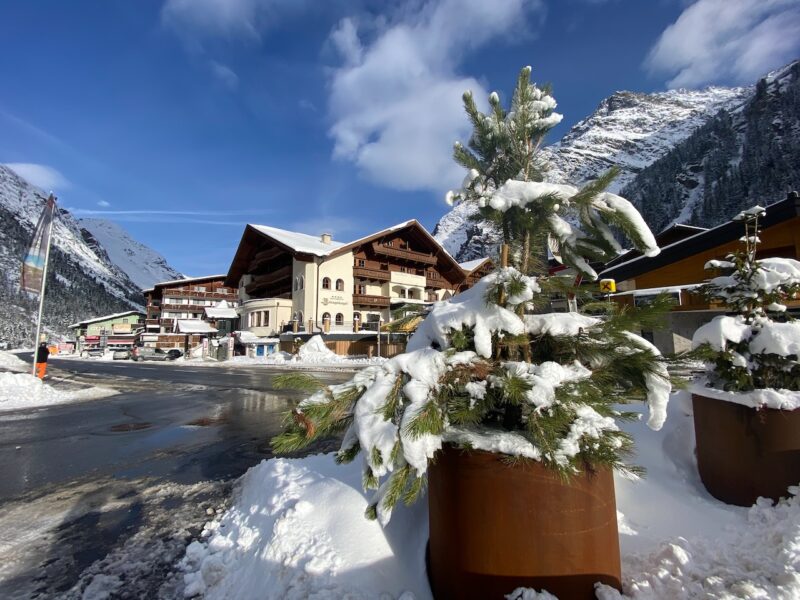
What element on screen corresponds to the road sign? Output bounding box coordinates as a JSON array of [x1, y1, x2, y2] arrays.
[[599, 279, 616, 293]]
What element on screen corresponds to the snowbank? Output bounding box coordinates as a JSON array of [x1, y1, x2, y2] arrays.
[[0, 350, 28, 372], [181, 390, 800, 599], [0, 372, 117, 412], [296, 335, 341, 363]]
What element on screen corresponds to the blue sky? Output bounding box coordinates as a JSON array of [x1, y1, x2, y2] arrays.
[[1, 0, 798, 276]]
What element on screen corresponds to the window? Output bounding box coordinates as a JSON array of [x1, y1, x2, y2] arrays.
[[335, 279, 344, 291], [322, 277, 331, 290], [408, 289, 417, 299], [353, 312, 361, 323], [254, 312, 262, 327], [263, 311, 270, 327], [357, 259, 366, 267], [385, 241, 394, 247], [400, 266, 408, 273], [322, 312, 331, 322], [196, 286, 206, 292], [355, 284, 366, 295], [335, 313, 344, 326], [398, 288, 407, 298], [122, 318, 128, 324], [298, 275, 304, 290]]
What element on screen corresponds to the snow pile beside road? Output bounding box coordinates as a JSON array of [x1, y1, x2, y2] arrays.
[[0, 350, 28, 372], [180, 389, 800, 599], [0, 372, 117, 412], [296, 335, 342, 363], [180, 453, 429, 599]]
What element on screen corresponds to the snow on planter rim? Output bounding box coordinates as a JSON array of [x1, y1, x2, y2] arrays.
[[689, 377, 800, 411]]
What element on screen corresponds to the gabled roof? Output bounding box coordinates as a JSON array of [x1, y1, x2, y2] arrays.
[[142, 274, 227, 293], [205, 300, 239, 319], [250, 225, 345, 257], [328, 219, 464, 275], [176, 320, 218, 334], [459, 257, 492, 273], [69, 310, 144, 329], [601, 192, 800, 283]]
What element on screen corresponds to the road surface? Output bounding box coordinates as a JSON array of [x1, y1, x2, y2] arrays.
[[0, 357, 352, 599]]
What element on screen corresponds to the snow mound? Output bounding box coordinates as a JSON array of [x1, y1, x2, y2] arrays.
[[179, 454, 429, 599], [297, 336, 341, 363], [0, 350, 29, 373], [0, 372, 117, 412]]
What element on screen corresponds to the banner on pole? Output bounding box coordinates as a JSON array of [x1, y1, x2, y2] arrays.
[[21, 194, 56, 295]]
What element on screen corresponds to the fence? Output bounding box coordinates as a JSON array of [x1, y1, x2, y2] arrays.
[[280, 338, 406, 359]]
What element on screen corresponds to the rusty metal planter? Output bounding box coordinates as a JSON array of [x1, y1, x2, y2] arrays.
[[693, 393, 800, 506], [427, 445, 621, 600]]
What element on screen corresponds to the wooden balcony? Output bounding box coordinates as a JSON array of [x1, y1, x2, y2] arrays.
[[161, 303, 205, 312], [162, 289, 237, 300], [145, 319, 160, 326], [353, 294, 391, 308], [371, 242, 437, 265], [160, 318, 175, 328], [245, 265, 292, 294], [354, 266, 391, 281]]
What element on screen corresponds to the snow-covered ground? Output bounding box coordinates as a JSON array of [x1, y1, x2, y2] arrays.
[[0, 352, 118, 412], [179, 390, 800, 599]]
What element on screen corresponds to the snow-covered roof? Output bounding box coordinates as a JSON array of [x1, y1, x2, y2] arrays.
[[69, 310, 144, 329], [459, 257, 491, 272], [205, 300, 239, 319], [235, 330, 279, 344], [176, 320, 218, 334], [144, 274, 228, 292], [250, 225, 345, 257]]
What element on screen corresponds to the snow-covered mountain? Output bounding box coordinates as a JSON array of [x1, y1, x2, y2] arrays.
[[622, 60, 800, 233], [0, 164, 182, 346], [79, 218, 183, 289], [434, 79, 753, 261]]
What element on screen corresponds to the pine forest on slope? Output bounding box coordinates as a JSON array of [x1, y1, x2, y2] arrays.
[[0, 165, 182, 347]]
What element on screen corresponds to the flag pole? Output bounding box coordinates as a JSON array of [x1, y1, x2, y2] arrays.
[[31, 194, 56, 376]]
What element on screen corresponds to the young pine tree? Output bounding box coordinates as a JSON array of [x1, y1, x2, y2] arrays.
[[273, 67, 673, 524]]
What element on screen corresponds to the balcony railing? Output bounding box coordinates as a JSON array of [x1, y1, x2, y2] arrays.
[[161, 303, 205, 312], [371, 242, 437, 265], [353, 266, 391, 281], [162, 289, 237, 300], [353, 294, 391, 308]]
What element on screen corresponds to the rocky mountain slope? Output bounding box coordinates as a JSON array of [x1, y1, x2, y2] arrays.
[[433, 69, 772, 261], [0, 165, 181, 347], [621, 61, 800, 233], [78, 218, 183, 290]]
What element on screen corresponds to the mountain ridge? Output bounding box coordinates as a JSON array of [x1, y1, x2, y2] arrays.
[[432, 63, 799, 262]]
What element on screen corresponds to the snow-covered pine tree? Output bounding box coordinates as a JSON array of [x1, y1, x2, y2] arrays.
[[272, 67, 673, 523], [693, 206, 800, 393]]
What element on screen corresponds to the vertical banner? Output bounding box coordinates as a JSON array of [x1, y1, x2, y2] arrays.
[[21, 194, 56, 295]]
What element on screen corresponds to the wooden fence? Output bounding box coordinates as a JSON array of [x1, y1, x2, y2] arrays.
[[280, 339, 406, 359]]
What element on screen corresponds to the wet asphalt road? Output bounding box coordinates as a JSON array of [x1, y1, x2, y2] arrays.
[[0, 357, 353, 599]]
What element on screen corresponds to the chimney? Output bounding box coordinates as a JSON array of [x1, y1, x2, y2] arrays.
[[321, 233, 332, 244]]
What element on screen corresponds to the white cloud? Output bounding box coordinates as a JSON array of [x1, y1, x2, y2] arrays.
[[209, 60, 240, 89], [161, 0, 301, 41], [647, 0, 800, 88], [97, 200, 111, 207], [327, 0, 543, 193], [4, 163, 70, 191]]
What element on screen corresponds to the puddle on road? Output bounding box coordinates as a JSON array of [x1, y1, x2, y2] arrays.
[[109, 422, 152, 432], [186, 415, 227, 427]]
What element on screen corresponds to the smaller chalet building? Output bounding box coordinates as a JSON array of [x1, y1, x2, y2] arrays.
[[601, 191, 800, 353], [70, 310, 145, 351], [142, 275, 239, 349], [226, 220, 486, 338]]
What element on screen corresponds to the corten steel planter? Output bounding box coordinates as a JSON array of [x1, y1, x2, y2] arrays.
[[693, 393, 800, 506], [427, 445, 621, 600]]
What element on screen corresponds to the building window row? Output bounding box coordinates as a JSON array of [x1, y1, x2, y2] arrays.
[[322, 313, 345, 326], [248, 311, 270, 328], [322, 277, 345, 291]]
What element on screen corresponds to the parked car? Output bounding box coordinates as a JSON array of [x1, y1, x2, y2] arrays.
[[166, 349, 183, 360], [112, 349, 131, 360], [131, 347, 169, 361], [81, 347, 104, 358]]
